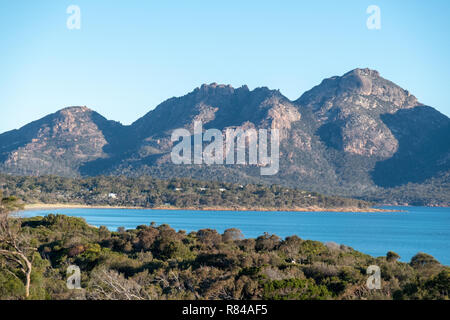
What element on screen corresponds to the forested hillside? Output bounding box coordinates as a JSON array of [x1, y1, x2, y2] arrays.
[[0, 175, 371, 210]]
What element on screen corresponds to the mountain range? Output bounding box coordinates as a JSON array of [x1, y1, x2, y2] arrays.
[[1, 68, 449, 205]]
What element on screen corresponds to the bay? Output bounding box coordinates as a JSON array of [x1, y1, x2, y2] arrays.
[[20, 206, 450, 265]]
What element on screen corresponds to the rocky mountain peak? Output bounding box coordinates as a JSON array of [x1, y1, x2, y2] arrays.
[[0, 105, 126, 176], [297, 68, 421, 113], [344, 67, 380, 78], [339, 68, 419, 108], [195, 83, 236, 96], [294, 69, 425, 159], [61, 105, 91, 111], [56, 106, 92, 116]]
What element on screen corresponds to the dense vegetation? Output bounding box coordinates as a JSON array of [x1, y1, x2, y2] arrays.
[[360, 171, 450, 206], [0, 211, 448, 300], [0, 175, 371, 210]]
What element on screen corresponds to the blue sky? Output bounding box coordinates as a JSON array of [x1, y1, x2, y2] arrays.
[[1, 0, 449, 133]]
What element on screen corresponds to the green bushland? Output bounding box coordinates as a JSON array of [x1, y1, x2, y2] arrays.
[[0, 213, 448, 300]]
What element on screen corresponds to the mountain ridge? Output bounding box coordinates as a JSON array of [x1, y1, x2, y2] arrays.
[[1, 68, 449, 205]]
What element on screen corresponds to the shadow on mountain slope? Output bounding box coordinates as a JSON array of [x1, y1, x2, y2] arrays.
[[79, 113, 138, 176], [372, 106, 450, 187]]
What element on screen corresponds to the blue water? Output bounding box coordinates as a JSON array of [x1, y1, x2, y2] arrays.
[[20, 206, 450, 265]]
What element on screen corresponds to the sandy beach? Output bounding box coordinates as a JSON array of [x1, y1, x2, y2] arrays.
[[23, 203, 401, 213]]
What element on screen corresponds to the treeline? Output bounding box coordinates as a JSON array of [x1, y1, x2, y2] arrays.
[[0, 214, 448, 300], [0, 175, 371, 210]]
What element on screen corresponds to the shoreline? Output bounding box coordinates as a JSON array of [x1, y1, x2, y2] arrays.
[[23, 203, 402, 213]]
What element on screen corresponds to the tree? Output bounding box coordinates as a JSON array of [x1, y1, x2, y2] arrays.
[[426, 269, 450, 298], [255, 232, 281, 252], [87, 268, 150, 300], [410, 253, 440, 268], [0, 192, 34, 298], [386, 251, 400, 262], [0, 192, 23, 213], [222, 228, 244, 242]]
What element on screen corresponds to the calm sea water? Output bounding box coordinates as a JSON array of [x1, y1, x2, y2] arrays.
[[20, 206, 450, 265]]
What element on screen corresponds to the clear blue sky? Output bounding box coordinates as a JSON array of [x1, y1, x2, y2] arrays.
[[1, 0, 449, 133]]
